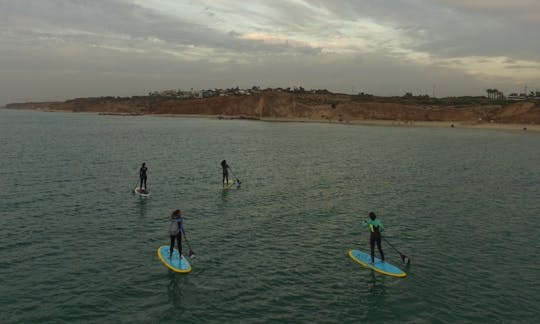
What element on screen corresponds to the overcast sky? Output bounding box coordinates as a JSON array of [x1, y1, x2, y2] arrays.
[[1, 0, 540, 105]]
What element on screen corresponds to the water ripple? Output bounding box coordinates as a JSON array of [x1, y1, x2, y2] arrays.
[[1, 111, 539, 323]]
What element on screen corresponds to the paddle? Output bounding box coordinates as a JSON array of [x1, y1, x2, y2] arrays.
[[229, 167, 241, 185], [183, 232, 195, 258], [382, 236, 410, 264], [134, 167, 141, 193]]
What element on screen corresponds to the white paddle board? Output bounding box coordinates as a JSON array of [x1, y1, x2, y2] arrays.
[[134, 186, 150, 197]]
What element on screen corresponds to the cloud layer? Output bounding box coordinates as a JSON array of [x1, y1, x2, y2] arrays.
[[1, 0, 539, 104]]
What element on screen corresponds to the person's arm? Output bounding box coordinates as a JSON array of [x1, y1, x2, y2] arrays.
[[362, 220, 369, 228], [178, 218, 186, 235]]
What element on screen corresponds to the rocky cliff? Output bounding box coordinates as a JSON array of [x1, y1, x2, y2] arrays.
[[5, 91, 540, 124]]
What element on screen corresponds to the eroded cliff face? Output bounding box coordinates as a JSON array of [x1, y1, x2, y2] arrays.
[[5, 91, 540, 124]]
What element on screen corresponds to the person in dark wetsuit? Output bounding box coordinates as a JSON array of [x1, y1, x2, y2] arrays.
[[169, 209, 186, 260], [139, 162, 148, 191], [221, 160, 230, 187], [362, 212, 385, 264]]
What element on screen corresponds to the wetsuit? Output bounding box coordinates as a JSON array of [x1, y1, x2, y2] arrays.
[[169, 217, 185, 258], [139, 165, 147, 189], [221, 161, 229, 185], [363, 219, 385, 263]]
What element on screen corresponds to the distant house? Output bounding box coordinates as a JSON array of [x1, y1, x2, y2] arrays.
[[161, 90, 178, 97], [507, 93, 526, 100], [176, 91, 190, 99], [195, 90, 203, 98], [201, 90, 217, 98]]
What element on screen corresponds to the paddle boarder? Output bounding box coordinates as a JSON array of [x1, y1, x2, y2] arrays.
[[221, 160, 230, 187], [169, 209, 186, 260], [362, 212, 385, 264], [139, 162, 148, 192]]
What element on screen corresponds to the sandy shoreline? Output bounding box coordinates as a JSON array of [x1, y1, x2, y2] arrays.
[[251, 116, 539, 132], [128, 113, 540, 131], [3, 107, 539, 132]]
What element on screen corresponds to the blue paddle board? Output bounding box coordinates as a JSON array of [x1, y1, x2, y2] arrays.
[[349, 249, 406, 278], [157, 246, 192, 273]]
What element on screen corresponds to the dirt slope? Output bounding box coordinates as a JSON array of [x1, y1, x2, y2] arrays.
[[5, 91, 540, 124]]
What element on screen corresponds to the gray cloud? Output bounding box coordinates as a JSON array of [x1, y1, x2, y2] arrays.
[[299, 0, 540, 61], [0, 0, 539, 105], [0, 0, 320, 56]]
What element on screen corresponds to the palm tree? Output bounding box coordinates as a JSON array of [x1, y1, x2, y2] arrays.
[[492, 89, 500, 100]]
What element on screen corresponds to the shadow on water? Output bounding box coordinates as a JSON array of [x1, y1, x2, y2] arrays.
[[166, 272, 185, 307], [220, 187, 230, 202], [367, 271, 388, 297], [136, 196, 149, 217], [220, 182, 242, 203], [362, 272, 389, 318]]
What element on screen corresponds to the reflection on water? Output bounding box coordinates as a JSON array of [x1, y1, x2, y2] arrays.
[[368, 271, 387, 297], [220, 187, 230, 202], [167, 272, 185, 307], [137, 196, 148, 217]]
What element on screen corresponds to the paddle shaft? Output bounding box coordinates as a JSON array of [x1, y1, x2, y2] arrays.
[[382, 236, 400, 253], [183, 232, 195, 255], [382, 236, 410, 263], [229, 167, 241, 184]]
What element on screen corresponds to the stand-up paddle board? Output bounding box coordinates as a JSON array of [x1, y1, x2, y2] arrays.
[[222, 179, 234, 189], [157, 246, 192, 273], [134, 186, 150, 197], [349, 249, 406, 278]]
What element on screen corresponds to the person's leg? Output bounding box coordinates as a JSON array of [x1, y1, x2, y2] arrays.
[[143, 177, 147, 190], [370, 236, 375, 263], [140, 177, 143, 189], [376, 236, 384, 261], [169, 235, 175, 259]]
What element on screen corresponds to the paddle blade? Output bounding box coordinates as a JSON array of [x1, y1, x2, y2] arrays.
[[401, 254, 411, 265], [188, 250, 195, 258]]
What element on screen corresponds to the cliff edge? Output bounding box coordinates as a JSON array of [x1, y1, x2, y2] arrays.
[[5, 91, 540, 124]]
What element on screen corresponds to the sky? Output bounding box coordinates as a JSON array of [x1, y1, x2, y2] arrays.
[[1, 0, 540, 105]]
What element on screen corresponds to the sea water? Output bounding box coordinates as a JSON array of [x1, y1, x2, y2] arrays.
[[1, 109, 539, 323]]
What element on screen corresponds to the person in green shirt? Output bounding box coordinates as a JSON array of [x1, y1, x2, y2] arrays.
[[362, 211, 385, 264]]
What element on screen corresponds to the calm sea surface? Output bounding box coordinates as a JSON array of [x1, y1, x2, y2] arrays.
[[1, 109, 539, 323]]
